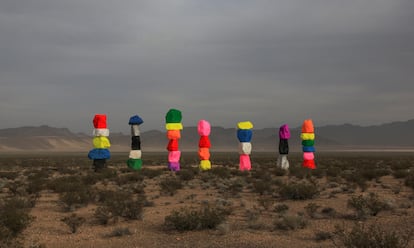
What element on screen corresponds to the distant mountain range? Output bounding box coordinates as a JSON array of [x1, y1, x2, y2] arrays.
[[1, 119, 414, 152]]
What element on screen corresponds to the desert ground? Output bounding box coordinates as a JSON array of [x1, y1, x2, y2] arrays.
[[1, 151, 413, 248]]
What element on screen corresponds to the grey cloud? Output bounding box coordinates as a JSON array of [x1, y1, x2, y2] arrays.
[[1, 0, 413, 133]]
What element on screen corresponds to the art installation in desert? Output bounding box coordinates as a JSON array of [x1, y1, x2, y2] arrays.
[[88, 114, 111, 172], [237, 121, 253, 171], [301, 119, 316, 169], [277, 124, 290, 170], [165, 109, 183, 172], [198, 119, 212, 171], [85, 112, 317, 172], [127, 115, 144, 170]]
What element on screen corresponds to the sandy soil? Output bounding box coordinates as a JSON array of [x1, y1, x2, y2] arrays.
[[12, 163, 412, 248]]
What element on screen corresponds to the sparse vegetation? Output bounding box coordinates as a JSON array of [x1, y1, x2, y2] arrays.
[[0, 197, 34, 237], [274, 204, 289, 214], [61, 213, 85, 233], [164, 205, 230, 231], [333, 222, 412, 248], [279, 182, 318, 200], [93, 190, 145, 224], [159, 177, 182, 196], [0, 153, 413, 247], [105, 227, 132, 238], [273, 215, 308, 231], [347, 193, 389, 219], [405, 169, 414, 189]]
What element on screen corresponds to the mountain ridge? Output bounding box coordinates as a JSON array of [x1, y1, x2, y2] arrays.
[[0, 119, 413, 152]]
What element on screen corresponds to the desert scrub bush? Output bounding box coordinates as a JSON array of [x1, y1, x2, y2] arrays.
[[25, 170, 51, 196], [304, 202, 321, 218], [333, 222, 412, 248], [164, 205, 230, 231], [279, 182, 318, 200], [199, 171, 216, 182], [274, 204, 289, 214], [210, 167, 232, 179], [404, 169, 414, 189], [0, 197, 34, 237], [159, 177, 182, 196], [47, 175, 84, 193], [342, 171, 368, 191], [105, 227, 132, 238], [257, 197, 274, 210], [360, 168, 390, 181], [0, 171, 19, 180], [230, 169, 250, 177], [288, 166, 309, 179], [82, 168, 118, 185], [59, 189, 92, 211], [347, 193, 389, 219], [252, 180, 273, 195], [94, 191, 145, 224], [326, 166, 342, 178], [393, 169, 410, 179], [274, 167, 287, 176], [47, 175, 92, 210], [320, 207, 337, 218], [273, 215, 308, 231], [251, 168, 272, 181], [227, 178, 245, 195], [139, 168, 164, 179], [310, 167, 325, 178], [177, 168, 197, 181], [61, 213, 85, 233], [314, 231, 333, 241], [116, 173, 144, 185]]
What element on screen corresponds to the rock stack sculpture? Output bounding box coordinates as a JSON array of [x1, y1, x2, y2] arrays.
[[127, 115, 144, 170], [198, 119, 211, 171], [301, 119, 316, 169], [237, 121, 253, 171], [88, 114, 111, 172], [277, 124, 290, 170], [165, 109, 183, 172]]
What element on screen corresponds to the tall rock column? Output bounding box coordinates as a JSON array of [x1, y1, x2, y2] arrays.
[[237, 121, 253, 171], [277, 124, 290, 170], [165, 109, 183, 172], [301, 119, 316, 169], [127, 115, 144, 170], [88, 114, 111, 172], [198, 120, 211, 171]]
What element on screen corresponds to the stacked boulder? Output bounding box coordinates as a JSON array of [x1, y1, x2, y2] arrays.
[[127, 115, 144, 170], [237, 121, 253, 171], [301, 119, 316, 169], [88, 114, 111, 172], [198, 120, 211, 171], [277, 124, 290, 170], [165, 109, 183, 172]]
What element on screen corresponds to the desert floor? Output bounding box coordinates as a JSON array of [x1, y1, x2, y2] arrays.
[[1, 152, 413, 248]]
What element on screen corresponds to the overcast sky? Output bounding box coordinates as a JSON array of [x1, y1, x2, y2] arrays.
[[1, 0, 413, 133]]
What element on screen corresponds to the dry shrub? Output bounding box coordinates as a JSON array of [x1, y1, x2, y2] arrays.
[[105, 227, 132, 238], [279, 182, 318, 200], [333, 222, 412, 248], [94, 191, 145, 225], [164, 205, 230, 231], [405, 169, 414, 189], [159, 177, 182, 196], [347, 193, 390, 219], [0, 197, 34, 237], [274, 204, 289, 214], [61, 213, 85, 233], [273, 215, 308, 231]]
